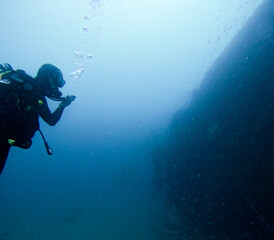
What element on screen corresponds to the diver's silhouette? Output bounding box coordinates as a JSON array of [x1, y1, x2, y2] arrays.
[[0, 63, 75, 174]]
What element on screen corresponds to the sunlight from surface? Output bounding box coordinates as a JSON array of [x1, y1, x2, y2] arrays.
[[0, 1, 265, 240], [0, 0, 263, 135]]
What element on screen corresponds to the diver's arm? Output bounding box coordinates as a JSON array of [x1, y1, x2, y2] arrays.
[[39, 98, 65, 126], [39, 96, 75, 126]]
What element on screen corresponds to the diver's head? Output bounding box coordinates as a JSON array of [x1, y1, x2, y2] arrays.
[[35, 64, 66, 100]]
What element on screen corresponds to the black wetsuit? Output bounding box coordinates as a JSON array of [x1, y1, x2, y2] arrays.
[[0, 73, 66, 174]]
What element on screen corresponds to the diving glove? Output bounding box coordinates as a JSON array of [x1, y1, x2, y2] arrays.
[[59, 95, 76, 108]]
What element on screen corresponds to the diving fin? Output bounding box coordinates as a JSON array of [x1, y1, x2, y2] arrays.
[[0, 143, 11, 175]]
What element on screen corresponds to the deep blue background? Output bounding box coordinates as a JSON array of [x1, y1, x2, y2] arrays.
[[0, 1, 262, 239]]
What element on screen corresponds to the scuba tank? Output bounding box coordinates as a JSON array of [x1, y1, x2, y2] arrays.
[[0, 63, 54, 155]]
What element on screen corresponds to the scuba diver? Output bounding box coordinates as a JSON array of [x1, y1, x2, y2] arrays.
[[0, 63, 76, 174]]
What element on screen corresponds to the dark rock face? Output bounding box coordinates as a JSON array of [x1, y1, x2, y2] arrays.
[[153, 0, 274, 239]]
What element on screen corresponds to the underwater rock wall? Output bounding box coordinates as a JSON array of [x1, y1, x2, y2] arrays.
[[153, 0, 273, 239]]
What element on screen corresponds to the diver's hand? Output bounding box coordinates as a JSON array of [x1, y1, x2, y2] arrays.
[[59, 95, 76, 108]]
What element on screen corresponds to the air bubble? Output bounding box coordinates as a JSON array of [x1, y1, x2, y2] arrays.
[[82, 26, 88, 32]]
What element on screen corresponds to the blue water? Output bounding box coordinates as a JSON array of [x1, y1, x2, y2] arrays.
[[0, 0, 263, 239]]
